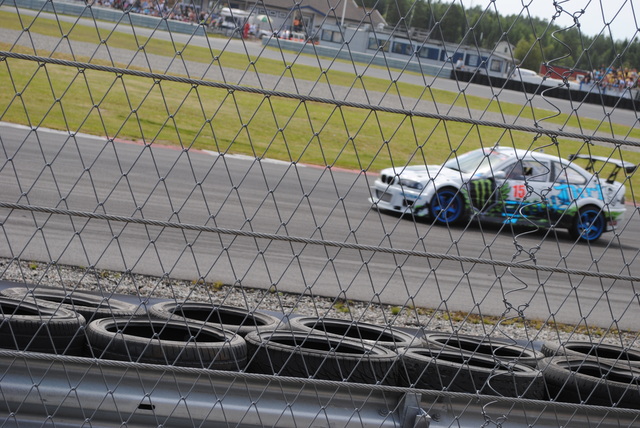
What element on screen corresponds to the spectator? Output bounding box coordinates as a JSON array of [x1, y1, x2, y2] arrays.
[[243, 21, 250, 39]]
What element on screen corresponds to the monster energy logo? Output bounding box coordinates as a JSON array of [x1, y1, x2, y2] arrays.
[[470, 179, 494, 209]]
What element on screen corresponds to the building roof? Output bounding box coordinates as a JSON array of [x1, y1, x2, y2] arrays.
[[258, 0, 386, 28]]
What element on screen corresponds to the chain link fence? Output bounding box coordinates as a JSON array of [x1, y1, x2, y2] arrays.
[[1, 0, 640, 426]]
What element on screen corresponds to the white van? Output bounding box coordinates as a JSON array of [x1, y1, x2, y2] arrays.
[[218, 7, 249, 30]]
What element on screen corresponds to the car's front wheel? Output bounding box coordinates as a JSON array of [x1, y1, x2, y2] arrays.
[[430, 187, 466, 225], [569, 206, 605, 242]]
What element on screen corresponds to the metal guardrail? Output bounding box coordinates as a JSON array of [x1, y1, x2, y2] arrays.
[[4, 350, 640, 428]]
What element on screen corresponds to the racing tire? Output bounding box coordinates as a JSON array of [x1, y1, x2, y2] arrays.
[[397, 347, 545, 399], [86, 317, 247, 370], [423, 333, 543, 367], [286, 316, 423, 350], [568, 206, 605, 242], [149, 301, 282, 337], [538, 356, 640, 409], [0, 296, 86, 355], [1, 286, 142, 323], [541, 340, 640, 369], [244, 330, 399, 385], [430, 187, 466, 225]]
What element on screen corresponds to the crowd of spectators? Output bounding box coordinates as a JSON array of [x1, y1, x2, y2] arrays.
[[87, 0, 218, 26], [86, 0, 276, 39], [582, 66, 640, 93]]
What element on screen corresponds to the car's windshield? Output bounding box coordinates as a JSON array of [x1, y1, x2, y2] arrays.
[[443, 149, 510, 175]]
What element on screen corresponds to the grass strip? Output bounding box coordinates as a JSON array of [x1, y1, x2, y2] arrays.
[[3, 9, 640, 140], [1, 11, 639, 199]]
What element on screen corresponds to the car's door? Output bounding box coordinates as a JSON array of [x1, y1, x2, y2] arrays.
[[498, 158, 551, 220], [546, 161, 591, 211]]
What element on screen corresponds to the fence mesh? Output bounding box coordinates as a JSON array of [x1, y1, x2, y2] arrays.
[[1, 0, 640, 426]]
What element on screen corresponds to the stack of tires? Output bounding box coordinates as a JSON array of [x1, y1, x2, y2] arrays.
[[0, 286, 143, 356], [537, 340, 640, 409], [2, 285, 638, 408], [0, 295, 87, 355], [397, 333, 546, 399], [0, 287, 276, 372], [0, 289, 541, 393], [248, 320, 547, 394], [244, 316, 421, 384]]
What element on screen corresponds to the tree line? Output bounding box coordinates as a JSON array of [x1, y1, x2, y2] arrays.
[[360, 0, 639, 73]]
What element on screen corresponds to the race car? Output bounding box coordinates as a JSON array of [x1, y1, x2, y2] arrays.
[[369, 146, 636, 242]]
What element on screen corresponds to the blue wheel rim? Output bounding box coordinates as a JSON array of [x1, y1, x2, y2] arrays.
[[577, 209, 605, 241], [431, 190, 463, 223]]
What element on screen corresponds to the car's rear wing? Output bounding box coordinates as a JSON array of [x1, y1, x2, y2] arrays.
[[568, 153, 638, 183]]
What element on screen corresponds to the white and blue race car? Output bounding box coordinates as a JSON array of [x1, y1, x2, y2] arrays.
[[369, 146, 635, 242]]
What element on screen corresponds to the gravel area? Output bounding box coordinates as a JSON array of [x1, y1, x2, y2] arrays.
[[1, 257, 638, 350]]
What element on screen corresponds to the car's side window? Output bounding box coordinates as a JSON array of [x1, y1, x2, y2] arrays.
[[505, 161, 524, 180], [504, 159, 549, 181], [522, 160, 549, 182], [553, 162, 587, 185]]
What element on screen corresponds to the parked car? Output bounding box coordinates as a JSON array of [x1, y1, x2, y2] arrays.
[[509, 67, 544, 85], [508, 66, 578, 90], [369, 146, 635, 242]]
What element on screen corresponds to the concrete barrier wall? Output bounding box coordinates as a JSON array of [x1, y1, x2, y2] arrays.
[[9, 0, 207, 36], [263, 38, 451, 79]]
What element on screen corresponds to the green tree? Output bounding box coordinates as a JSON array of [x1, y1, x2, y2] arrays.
[[410, 0, 432, 31], [437, 2, 465, 43], [514, 35, 543, 70], [384, 0, 411, 27]]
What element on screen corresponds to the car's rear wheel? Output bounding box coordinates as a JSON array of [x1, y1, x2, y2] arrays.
[[430, 187, 466, 225], [569, 206, 605, 242]]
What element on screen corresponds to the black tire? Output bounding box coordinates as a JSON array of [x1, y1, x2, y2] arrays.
[[286, 317, 423, 350], [541, 340, 640, 369], [1, 286, 142, 322], [0, 296, 85, 355], [244, 330, 399, 385], [430, 187, 466, 225], [398, 347, 545, 399], [149, 301, 282, 337], [568, 205, 606, 242], [423, 333, 543, 367], [86, 317, 247, 370], [538, 356, 640, 409]]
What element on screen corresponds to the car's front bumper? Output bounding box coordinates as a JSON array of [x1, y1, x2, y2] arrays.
[[369, 186, 429, 216]]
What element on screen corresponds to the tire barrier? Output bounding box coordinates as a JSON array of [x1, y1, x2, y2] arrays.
[[423, 333, 543, 367], [541, 340, 640, 369], [4, 286, 640, 406], [538, 356, 640, 409], [0, 296, 85, 355], [397, 347, 545, 399], [86, 317, 247, 370], [149, 301, 282, 337], [244, 330, 399, 385], [1, 286, 142, 322], [286, 316, 423, 350]]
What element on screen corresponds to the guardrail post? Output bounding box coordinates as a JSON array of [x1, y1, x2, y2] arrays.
[[400, 392, 431, 428]]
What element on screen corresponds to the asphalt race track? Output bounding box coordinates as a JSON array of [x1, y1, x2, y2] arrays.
[[1, 122, 639, 329]]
